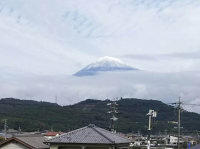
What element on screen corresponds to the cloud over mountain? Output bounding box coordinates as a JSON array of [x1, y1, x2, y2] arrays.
[[1, 67, 200, 113]]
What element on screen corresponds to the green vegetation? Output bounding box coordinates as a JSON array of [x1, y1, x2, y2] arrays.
[[0, 98, 200, 134]]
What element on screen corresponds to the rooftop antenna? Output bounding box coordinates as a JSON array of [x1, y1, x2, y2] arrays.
[[146, 109, 157, 149], [107, 97, 119, 133]]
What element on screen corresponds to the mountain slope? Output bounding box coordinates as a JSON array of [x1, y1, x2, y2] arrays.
[[0, 98, 200, 134], [74, 56, 138, 76]]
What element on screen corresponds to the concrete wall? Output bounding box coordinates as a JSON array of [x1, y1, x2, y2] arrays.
[[0, 142, 28, 149]]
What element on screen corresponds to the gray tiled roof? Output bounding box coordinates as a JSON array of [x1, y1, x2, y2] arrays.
[[46, 124, 131, 145], [16, 135, 49, 149]]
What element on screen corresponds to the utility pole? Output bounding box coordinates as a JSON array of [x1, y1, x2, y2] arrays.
[[146, 109, 157, 149], [4, 119, 7, 140], [170, 97, 182, 149], [177, 97, 181, 149], [169, 97, 200, 148], [107, 99, 119, 133]]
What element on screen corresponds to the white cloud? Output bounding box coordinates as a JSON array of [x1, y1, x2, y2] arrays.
[[1, 70, 200, 113], [1, 0, 200, 111], [1, 0, 200, 73]]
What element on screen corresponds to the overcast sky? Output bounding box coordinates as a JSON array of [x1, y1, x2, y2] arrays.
[[1, 0, 200, 111]]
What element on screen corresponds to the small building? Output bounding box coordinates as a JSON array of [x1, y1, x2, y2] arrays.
[[45, 124, 132, 149], [169, 135, 183, 145], [0, 135, 49, 149]]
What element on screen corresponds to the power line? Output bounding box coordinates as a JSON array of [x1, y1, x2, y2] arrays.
[[168, 101, 200, 107]]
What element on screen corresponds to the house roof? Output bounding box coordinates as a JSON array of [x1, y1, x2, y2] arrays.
[[0, 135, 49, 149], [46, 124, 131, 145]]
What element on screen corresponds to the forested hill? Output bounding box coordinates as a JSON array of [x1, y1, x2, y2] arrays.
[[0, 98, 200, 134]]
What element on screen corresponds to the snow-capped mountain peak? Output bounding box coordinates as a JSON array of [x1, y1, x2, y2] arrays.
[[74, 56, 138, 76], [85, 56, 129, 69], [97, 56, 124, 63]]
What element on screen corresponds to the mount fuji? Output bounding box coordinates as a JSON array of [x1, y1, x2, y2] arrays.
[[74, 56, 139, 76]]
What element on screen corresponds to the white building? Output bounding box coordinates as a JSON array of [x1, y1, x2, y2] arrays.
[[169, 136, 183, 145]]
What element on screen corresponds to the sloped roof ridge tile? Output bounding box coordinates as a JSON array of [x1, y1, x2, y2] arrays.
[[96, 127, 131, 142], [92, 126, 115, 144], [47, 126, 88, 142]]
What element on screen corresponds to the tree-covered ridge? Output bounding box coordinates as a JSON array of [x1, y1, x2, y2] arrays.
[[0, 98, 200, 134]]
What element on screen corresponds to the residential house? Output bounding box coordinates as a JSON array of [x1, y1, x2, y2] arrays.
[[45, 124, 132, 149], [0, 135, 49, 149]]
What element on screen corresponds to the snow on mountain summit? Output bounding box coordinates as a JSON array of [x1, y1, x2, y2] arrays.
[[74, 56, 138, 76], [86, 56, 129, 69]]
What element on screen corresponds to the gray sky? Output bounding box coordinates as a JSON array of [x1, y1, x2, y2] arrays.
[[1, 0, 200, 111]]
